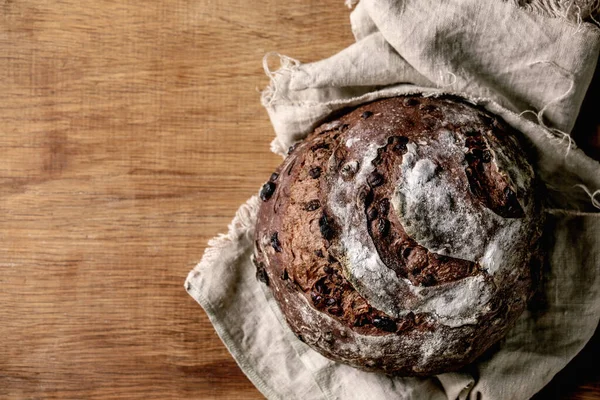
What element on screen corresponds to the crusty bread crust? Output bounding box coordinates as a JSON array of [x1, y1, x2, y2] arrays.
[[254, 95, 544, 375]]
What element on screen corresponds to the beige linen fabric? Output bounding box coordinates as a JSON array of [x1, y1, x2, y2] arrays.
[[186, 1, 600, 399]]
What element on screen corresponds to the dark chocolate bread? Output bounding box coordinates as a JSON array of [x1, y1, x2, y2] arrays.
[[253, 95, 543, 376]]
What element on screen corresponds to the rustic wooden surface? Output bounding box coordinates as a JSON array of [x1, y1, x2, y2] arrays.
[[0, 1, 597, 399]]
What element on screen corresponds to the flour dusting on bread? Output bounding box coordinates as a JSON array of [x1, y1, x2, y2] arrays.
[[254, 95, 543, 375]]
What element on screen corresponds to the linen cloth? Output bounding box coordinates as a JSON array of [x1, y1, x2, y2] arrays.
[[186, 1, 600, 398]]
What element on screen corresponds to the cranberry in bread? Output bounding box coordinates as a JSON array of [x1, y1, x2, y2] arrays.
[[253, 95, 543, 376]]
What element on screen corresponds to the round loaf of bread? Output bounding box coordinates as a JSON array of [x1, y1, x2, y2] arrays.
[[253, 95, 543, 376]]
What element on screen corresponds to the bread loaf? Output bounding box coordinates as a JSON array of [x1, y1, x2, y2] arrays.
[[253, 95, 544, 375]]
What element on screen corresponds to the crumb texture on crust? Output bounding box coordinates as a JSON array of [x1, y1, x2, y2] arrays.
[[254, 95, 543, 376]]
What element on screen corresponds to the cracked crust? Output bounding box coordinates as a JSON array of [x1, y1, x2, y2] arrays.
[[253, 95, 544, 375]]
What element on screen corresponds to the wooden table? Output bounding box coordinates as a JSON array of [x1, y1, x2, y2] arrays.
[[0, 1, 597, 399]]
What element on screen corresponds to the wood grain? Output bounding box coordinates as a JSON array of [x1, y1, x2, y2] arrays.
[[0, 1, 597, 399]]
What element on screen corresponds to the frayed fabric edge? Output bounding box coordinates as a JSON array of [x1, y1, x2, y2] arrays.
[[574, 184, 600, 209], [261, 52, 301, 108], [189, 195, 261, 276], [503, 0, 600, 25], [261, 52, 304, 158]]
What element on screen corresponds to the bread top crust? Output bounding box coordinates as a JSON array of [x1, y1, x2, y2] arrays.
[[254, 95, 543, 375]]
